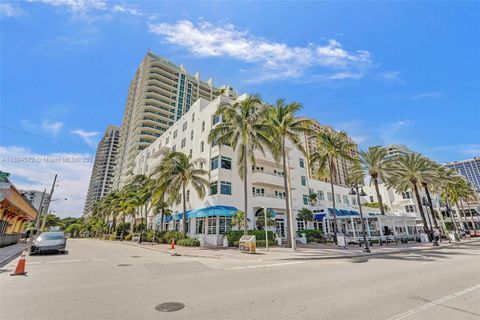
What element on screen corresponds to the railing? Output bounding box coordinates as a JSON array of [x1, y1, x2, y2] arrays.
[[0, 233, 21, 248], [252, 193, 285, 200], [252, 170, 284, 177]]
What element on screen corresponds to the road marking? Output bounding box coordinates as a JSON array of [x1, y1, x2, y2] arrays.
[[229, 261, 304, 270], [386, 283, 480, 320]]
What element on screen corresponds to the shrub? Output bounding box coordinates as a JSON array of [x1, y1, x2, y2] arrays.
[[108, 233, 117, 241], [298, 229, 323, 241], [255, 240, 275, 247], [163, 231, 185, 244], [125, 233, 133, 241], [226, 230, 275, 246], [177, 238, 200, 247]]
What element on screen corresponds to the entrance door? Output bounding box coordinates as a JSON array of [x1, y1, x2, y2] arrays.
[[276, 219, 285, 238]]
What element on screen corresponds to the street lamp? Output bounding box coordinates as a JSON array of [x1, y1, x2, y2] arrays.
[[422, 197, 439, 246], [349, 184, 371, 253]]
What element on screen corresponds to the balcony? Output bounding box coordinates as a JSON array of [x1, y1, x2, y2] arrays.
[[251, 170, 285, 188], [251, 193, 286, 210]]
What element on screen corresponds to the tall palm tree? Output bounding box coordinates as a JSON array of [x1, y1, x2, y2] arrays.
[[155, 151, 209, 237], [463, 183, 478, 233], [352, 146, 390, 216], [387, 153, 437, 239], [437, 167, 461, 237], [208, 94, 271, 235], [266, 100, 314, 249], [127, 174, 156, 243], [310, 129, 357, 238]]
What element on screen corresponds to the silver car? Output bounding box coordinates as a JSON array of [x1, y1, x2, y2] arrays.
[[31, 231, 67, 254]]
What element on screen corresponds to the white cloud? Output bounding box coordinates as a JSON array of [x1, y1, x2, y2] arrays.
[[71, 129, 99, 147], [379, 70, 403, 83], [0, 146, 94, 218], [412, 92, 442, 100], [0, 3, 25, 17], [28, 0, 107, 13], [42, 119, 64, 135], [112, 4, 142, 16], [149, 20, 372, 82]]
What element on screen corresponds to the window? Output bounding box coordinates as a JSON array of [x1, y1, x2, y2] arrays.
[[196, 219, 204, 234], [182, 122, 188, 132], [220, 181, 232, 195], [172, 145, 176, 152], [212, 115, 220, 126], [369, 196, 374, 202], [275, 190, 285, 199], [253, 187, 265, 196], [301, 176, 307, 186], [211, 139, 218, 147], [200, 141, 204, 153], [327, 192, 333, 201], [202, 121, 206, 132], [303, 194, 309, 205], [207, 217, 217, 234], [210, 182, 218, 195], [190, 130, 194, 140], [299, 158, 305, 168], [401, 192, 412, 199], [173, 130, 178, 139], [211, 156, 219, 170], [219, 217, 231, 234], [181, 138, 186, 148], [221, 156, 232, 170], [343, 195, 349, 206], [297, 219, 305, 231], [189, 149, 192, 157], [317, 191, 325, 201], [191, 113, 195, 122], [405, 205, 416, 213], [186, 190, 190, 201], [335, 194, 341, 204]]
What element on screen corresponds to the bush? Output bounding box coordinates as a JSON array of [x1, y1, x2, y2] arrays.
[[256, 240, 275, 247], [298, 229, 323, 242], [163, 231, 185, 244], [226, 230, 275, 246], [177, 238, 200, 247], [108, 233, 117, 241], [125, 233, 133, 241]]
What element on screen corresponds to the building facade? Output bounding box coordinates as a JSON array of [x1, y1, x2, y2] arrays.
[[19, 189, 49, 212], [445, 157, 480, 192], [383, 144, 413, 159], [83, 125, 120, 216], [114, 51, 234, 189], [132, 95, 417, 245]]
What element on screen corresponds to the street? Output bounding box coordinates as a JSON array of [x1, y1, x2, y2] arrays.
[[1, 239, 479, 320]]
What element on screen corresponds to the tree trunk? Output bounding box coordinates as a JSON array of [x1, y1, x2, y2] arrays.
[[423, 185, 440, 232], [466, 200, 477, 231], [182, 184, 187, 237], [412, 183, 431, 240], [459, 200, 470, 233], [138, 206, 144, 244], [120, 214, 125, 241], [243, 154, 249, 235], [329, 158, 338, 237], [282, 138, 295, 249], [445, 197, 459, 234], [373, 177, 385, 215]]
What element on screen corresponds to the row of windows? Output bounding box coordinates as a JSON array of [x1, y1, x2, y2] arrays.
[[210, 181, 232, 195], [211, 156, 232, 170]]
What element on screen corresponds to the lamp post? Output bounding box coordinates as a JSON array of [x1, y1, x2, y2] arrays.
[[349, 184, 371, 253], [422, 196, 439, 246]]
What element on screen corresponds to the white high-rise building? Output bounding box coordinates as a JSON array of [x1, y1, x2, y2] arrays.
[[445, 157, 480, 192], [83, 125, 120, 217], [114, 51, 234, 189], [132, 95, 417, 246], [383, 144, 413, 159]]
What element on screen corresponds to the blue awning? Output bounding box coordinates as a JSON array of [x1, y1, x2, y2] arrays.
[[339, 209, 352, 216], [328, 208, 341, 216], [349, 210, 360, 216], [314, 213, 326, 221], [189, 205, 238, 218]]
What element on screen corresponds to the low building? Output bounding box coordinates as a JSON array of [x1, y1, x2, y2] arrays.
[[133, 96, 418, 245], [0, 173, 38, 247]]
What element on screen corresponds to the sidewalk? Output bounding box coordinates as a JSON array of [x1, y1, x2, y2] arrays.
[[0, 244, 27, 267], [105, 238, 479, 262]]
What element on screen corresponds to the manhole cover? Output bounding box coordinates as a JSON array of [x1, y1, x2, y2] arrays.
[[155, 302, 185, 312], [117, 264, 133, 267], [131, 256, 142, 258]]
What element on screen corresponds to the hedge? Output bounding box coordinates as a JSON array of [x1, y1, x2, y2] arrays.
[[163, 231, 185, 244], [177, 238, 201, 247], [298, 229, 323, 240], [226, 230, 275, 246]]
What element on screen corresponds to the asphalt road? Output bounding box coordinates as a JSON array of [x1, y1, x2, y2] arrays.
[[1, 239, 479, 320]]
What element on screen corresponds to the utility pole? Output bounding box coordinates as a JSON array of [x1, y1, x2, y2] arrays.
[[40, 174, 57, 231], [27, 189, 46, 255]]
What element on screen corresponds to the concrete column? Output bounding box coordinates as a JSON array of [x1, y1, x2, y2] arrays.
[[378, 218, 383, 237], [366, 218, 371, 237], [350, 217, 356, 238], [404, 220, 409, 235], [392, 220, 397, 235]]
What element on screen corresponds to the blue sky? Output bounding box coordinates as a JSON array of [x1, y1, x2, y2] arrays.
[[1, 1, 479, 217]]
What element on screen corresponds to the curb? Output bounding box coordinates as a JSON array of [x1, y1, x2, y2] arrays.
[[91, 238, 479, 261], [0, 245, 27, 268]]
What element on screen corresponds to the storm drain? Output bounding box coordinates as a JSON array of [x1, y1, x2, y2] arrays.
[[155, 302, 185, 312], [117, 264, 133, 267]]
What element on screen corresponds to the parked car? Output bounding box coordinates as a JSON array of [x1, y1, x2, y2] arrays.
[[31, 231, 67, 255]]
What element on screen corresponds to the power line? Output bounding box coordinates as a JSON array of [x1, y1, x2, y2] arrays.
[[0, 125, 95, 150]]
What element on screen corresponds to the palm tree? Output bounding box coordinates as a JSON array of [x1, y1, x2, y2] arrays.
[[208, 94, 271, 235], [126, 174, 156, 243], [310, 129, 357, 238], [297, 207, 313, 229], [155, 151, 209, 237], [232, 210, 248, 231], [352, 146, 389, 215], [462, 183, 478, 233], [437, 167, 461, 237], [387, 153, 437, 239], [266, 100, 314, 249]]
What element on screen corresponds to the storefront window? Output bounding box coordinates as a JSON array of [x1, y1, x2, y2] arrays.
[[207, 217, 217, 234], [219, 217, 231, 234]]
